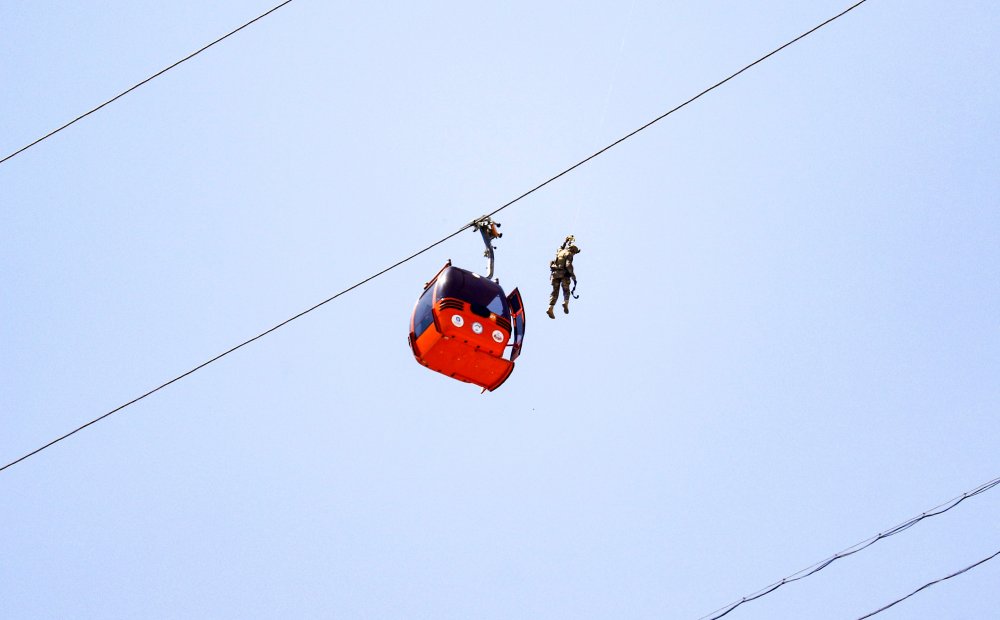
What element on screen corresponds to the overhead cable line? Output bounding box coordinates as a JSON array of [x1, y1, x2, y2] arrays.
[[0, 225, 469, 474], [855, 548, 1000, 619], [0, 0, 295, 166], [1, 0, 868, 474], [485, 0, 869, 221], [697, 476, 1000, 620]]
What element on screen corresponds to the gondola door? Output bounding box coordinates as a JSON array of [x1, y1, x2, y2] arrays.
[[507, 288, 525, 361]]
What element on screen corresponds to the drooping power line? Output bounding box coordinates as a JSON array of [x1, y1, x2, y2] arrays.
[[697, 476, 1000, 620], [855, 548, 1000, 619], [0, 0, 295, 166], [1, 0, 869, 473], [0, 224, 470, 474], [486, 0, 869, 221]]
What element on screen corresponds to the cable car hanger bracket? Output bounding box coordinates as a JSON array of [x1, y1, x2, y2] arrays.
[[472, 216, 502, 279]]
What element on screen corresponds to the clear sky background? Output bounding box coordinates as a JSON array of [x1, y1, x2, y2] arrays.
[[2, 1, 997, 618]]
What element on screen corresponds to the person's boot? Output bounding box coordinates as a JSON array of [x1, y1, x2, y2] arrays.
[[546, 305, 555, 319], [562, 301, 570, 314]]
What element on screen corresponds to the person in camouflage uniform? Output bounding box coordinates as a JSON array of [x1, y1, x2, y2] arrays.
[[547, 236, 580, 319]]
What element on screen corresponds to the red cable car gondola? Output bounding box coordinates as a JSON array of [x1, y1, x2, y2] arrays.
[[407, 218, 525, 391]]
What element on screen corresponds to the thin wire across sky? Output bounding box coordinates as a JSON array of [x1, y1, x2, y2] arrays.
[[0, 1, 296, 166], [1, 0, 869, 473], [697, 476, 1000, 620], [855, 548, 1000, 619]]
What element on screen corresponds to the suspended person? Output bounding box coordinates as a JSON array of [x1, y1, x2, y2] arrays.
[[547, 235, 581, 319]]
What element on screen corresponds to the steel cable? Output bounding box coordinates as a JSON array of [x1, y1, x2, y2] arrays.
[[2, 0, 869, 473], [697, 476, 1000, 620]]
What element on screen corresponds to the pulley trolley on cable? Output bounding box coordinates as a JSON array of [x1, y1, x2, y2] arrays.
[[408, 217, 525, 391]]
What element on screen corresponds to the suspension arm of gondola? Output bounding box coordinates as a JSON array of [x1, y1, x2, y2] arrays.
[[472, 216, 502, 279]]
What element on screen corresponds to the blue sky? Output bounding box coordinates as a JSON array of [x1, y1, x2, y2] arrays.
[[2, 2, 997, 618]]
